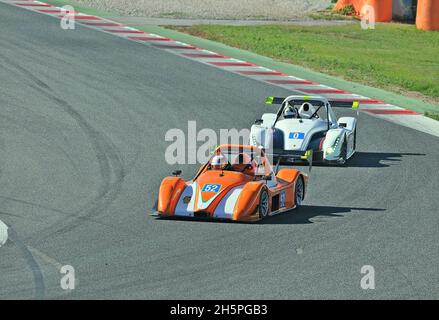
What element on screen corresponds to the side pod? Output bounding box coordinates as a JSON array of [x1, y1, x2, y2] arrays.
[[276, 169, 304, 207], [157, 177, 186, 215], [233, 182, 266, 221]]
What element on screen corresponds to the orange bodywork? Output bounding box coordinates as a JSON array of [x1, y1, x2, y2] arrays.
[[334, 0, 392, 22], [416, 0, 439, 31], [157, 176, 186, 214], [335, 0, 439, 31], [154, 145, 308, 222]]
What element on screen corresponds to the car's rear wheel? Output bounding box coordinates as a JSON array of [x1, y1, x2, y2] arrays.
[[295, 177, 304, 207], [258, 189, 269, 219]]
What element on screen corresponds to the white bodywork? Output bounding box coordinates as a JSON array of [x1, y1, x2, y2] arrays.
[[250, 95, 357, 164], [172, 181, 242, 219]]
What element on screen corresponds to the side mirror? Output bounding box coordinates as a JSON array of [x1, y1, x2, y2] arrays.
[[262, 174, 272, 181], [172, 170, 182, 177], [254, 119, 263, 125]]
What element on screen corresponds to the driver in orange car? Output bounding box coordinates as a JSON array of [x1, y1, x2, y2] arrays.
[[210, 154, 227, 170]]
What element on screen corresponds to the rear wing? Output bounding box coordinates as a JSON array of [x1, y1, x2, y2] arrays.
[[266, 96, 361, 111], [266, 96, 325, 105], [265, 96, 287, 105], [266, 149, 313, 173]]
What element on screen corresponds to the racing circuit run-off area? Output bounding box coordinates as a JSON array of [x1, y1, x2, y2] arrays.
[[0, 0, 438, 313]]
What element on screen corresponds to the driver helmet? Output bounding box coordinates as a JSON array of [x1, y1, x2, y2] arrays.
[[298, 102, 316, 119], [284, 105, 298, 119], [211, 155, 227, 170]]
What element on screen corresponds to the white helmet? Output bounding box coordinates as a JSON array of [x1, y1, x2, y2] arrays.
[[211, 155, 226, 170], [284, 106, 298, 119], [298, 102, 315, 119]]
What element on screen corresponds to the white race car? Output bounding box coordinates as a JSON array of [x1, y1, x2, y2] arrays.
[[250, 95, 358, 165]]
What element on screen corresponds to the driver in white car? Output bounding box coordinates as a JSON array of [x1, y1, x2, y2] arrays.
[[284, 104, 299, 119]]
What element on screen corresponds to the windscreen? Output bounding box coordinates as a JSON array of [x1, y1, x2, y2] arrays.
[[209, 147, 270, 176]]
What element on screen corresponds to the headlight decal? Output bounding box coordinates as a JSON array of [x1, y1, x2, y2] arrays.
[[326, 136, 341, 154]]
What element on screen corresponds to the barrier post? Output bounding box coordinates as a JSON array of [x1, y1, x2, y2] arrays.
[[416, 0, 439, 30], [334, 0, 392, 22]]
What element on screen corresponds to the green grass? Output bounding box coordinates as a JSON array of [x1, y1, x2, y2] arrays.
[[308, 12, 355, 21], [308, 7, 356, 21], [336, 4, 356, 16], [425, 112, 439, 121], [308, 1, 357, 21], [171, 24, 439, 101]]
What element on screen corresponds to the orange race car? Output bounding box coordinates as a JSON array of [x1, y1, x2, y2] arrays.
[[151, 145, 312, 222]]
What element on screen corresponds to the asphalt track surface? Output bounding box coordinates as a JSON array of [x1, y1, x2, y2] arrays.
[[0, 3, 438, 299]]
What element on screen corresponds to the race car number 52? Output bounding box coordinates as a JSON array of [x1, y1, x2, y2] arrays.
[[202, 184, 221, 192], [214, 304, 268, 316]]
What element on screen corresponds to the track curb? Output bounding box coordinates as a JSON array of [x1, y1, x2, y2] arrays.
[[4, 0, 439, 137]]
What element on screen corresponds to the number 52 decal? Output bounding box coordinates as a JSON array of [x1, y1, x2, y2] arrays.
[[202, 184, 221, 193]]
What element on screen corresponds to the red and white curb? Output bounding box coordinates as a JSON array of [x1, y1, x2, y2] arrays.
[[2, 0, 439, 137]]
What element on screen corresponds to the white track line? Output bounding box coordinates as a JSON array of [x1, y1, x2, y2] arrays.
[[0, 219, 8, 247]]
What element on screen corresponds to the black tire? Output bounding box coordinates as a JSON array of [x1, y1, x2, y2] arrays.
[[258, 189, 269, 219], [295, 176, 304, 207], [353, 129, 357, 151]]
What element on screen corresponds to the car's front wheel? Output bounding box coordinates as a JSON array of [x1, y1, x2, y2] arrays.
[[295, 177, 304, 207]]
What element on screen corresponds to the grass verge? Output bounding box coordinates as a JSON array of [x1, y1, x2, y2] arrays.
[[43, 0, 439, 117], [308, 1, 357, 21], [425, 112, 439, 121], [170, 23, 439, 104]]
